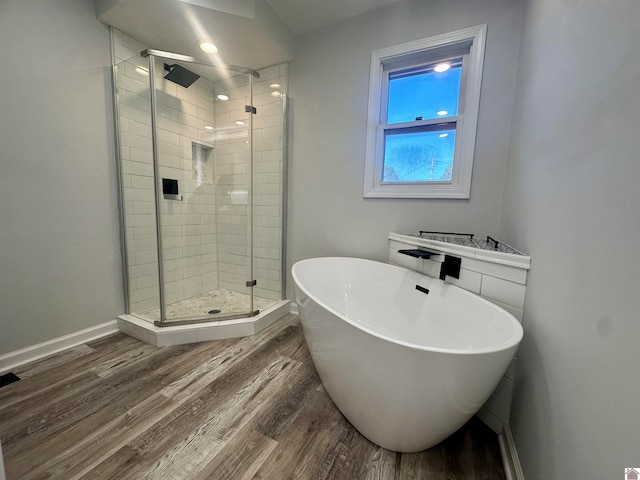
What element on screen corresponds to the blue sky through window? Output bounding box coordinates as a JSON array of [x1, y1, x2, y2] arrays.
[[387, 65, 461, 123], [382, 61, 461, 182]]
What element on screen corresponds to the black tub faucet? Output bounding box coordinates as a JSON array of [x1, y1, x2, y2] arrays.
[[439, 255, 461, 281]]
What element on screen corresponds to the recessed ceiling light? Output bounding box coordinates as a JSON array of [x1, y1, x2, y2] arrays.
[[235, 120, 245, 126], [216, 94, 229, 101], [135, 66, 149, 75], [437, 110, 448, 116], [434, 63, 450, 73], [270, 83, 281, 89], [271, 91, 282, 98], [439, 133, 449, 138], [199, 41, 218, 54], [204, 125, 214, 130]]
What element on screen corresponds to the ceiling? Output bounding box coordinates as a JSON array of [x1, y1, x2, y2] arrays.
[[266, 0, 401, 35], [97, 0, 400, 73]]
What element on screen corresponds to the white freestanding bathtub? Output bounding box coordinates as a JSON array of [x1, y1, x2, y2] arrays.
[[292, 257, 523, 452]]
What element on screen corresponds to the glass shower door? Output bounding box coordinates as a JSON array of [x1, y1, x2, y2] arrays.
[[149, 54, 255, 323]]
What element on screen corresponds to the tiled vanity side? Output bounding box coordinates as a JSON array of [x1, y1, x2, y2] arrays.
[[388, 233, 531, 434]]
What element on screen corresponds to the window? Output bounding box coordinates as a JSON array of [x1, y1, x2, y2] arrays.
[[363, 25, 487, 198]]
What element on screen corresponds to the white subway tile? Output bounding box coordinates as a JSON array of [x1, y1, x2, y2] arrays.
[[493, 376, 515, 403], [119, 103, 152, 125], [130, 285, 160, 303], [162, 236, 187, 248], [481, 275, 526, 309], [127, 214, 156, 227], [124, 91, 152, 112], [421, 258, 441, 278], [121, 131, 153, 151], [254, 288, 281, 301], [136, 274, 159, 290], [118, 72, 149, 98], [185, 235, 201, 247], [182, 263, 216, 278], [253, 114, 281, 129], [447, 268, 482, 293], [130, 120, 152, 138], [476, 407, 504, 435], [257, 101, 285, 117], [129, 262, 159, 279], [163, 247, 183, 260], [164, 269, 183, 283], [505, 357, 518, 381], [201, 253, 217, 264], [162, 225, 182, 237], [482, 391, 511, 425], [163, 258, 185, 272], [131, 175, 154, 190], [254, 137, 282, 152], [462, 257, 527, 285], [485, 298, 524, 323], [165, 290, 184, 305]]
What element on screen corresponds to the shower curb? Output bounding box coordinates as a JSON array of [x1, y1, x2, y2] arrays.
[[117, 300, 291, 347]]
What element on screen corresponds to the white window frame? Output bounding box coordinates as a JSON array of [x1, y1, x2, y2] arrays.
[[363, 25, 487, 199]]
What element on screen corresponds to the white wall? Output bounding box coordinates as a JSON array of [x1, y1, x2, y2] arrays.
[[0, 0, 123, 354], [286, 0, 525, 296], [501, 0, 640, 478]]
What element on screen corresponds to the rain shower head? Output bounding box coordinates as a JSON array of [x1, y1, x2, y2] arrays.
[[164, 63, 200, 88]]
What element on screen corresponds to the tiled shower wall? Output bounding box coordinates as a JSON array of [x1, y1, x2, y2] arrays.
[[113, 30, 285, 316]]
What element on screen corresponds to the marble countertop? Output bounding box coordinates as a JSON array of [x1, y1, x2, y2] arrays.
[[390, 232, 531, 270], [400, 232, 526, 256]]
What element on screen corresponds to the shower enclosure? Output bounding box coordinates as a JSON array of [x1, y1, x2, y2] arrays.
[[113, 45, 287, 326]]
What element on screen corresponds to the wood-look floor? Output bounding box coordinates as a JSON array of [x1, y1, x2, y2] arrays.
[[0, 315, 505, 480]]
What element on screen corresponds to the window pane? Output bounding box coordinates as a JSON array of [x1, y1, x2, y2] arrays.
[[387, 61, 461, 124], [383, 129, 456, 182]]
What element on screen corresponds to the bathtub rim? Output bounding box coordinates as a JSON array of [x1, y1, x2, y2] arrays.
[[292, 256, 523, 356]]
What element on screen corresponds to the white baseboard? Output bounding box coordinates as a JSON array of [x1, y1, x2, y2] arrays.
[[290, 302, 299, 315], [1, 301, 297, 374], [0, 320, 119, 374], [499, 424, 525, 480]]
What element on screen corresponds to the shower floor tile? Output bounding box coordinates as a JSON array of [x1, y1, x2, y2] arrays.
[[138, 289, 277, 322]]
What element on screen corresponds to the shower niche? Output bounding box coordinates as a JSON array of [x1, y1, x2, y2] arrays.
[[113, 33, 287, 330], [192, 142, 212, 186]]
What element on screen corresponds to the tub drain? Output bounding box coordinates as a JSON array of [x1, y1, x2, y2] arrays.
[[208, 309, 221, 315]]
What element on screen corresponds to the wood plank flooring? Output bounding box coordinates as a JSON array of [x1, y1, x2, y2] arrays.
[[0, 315, 505, 480]]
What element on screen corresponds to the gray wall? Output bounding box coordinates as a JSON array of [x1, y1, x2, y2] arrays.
[[501, 0, 640, 478], [0, 0, 123, 354], [286, 0, 525, 297]]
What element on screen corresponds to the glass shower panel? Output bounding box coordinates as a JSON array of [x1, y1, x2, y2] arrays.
[[251, 63, 287, 311], [115, 54, 160, 322], [152, 57, 254, 322]]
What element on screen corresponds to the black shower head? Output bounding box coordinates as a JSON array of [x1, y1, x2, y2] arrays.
[[163, 63, 200, 88]]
